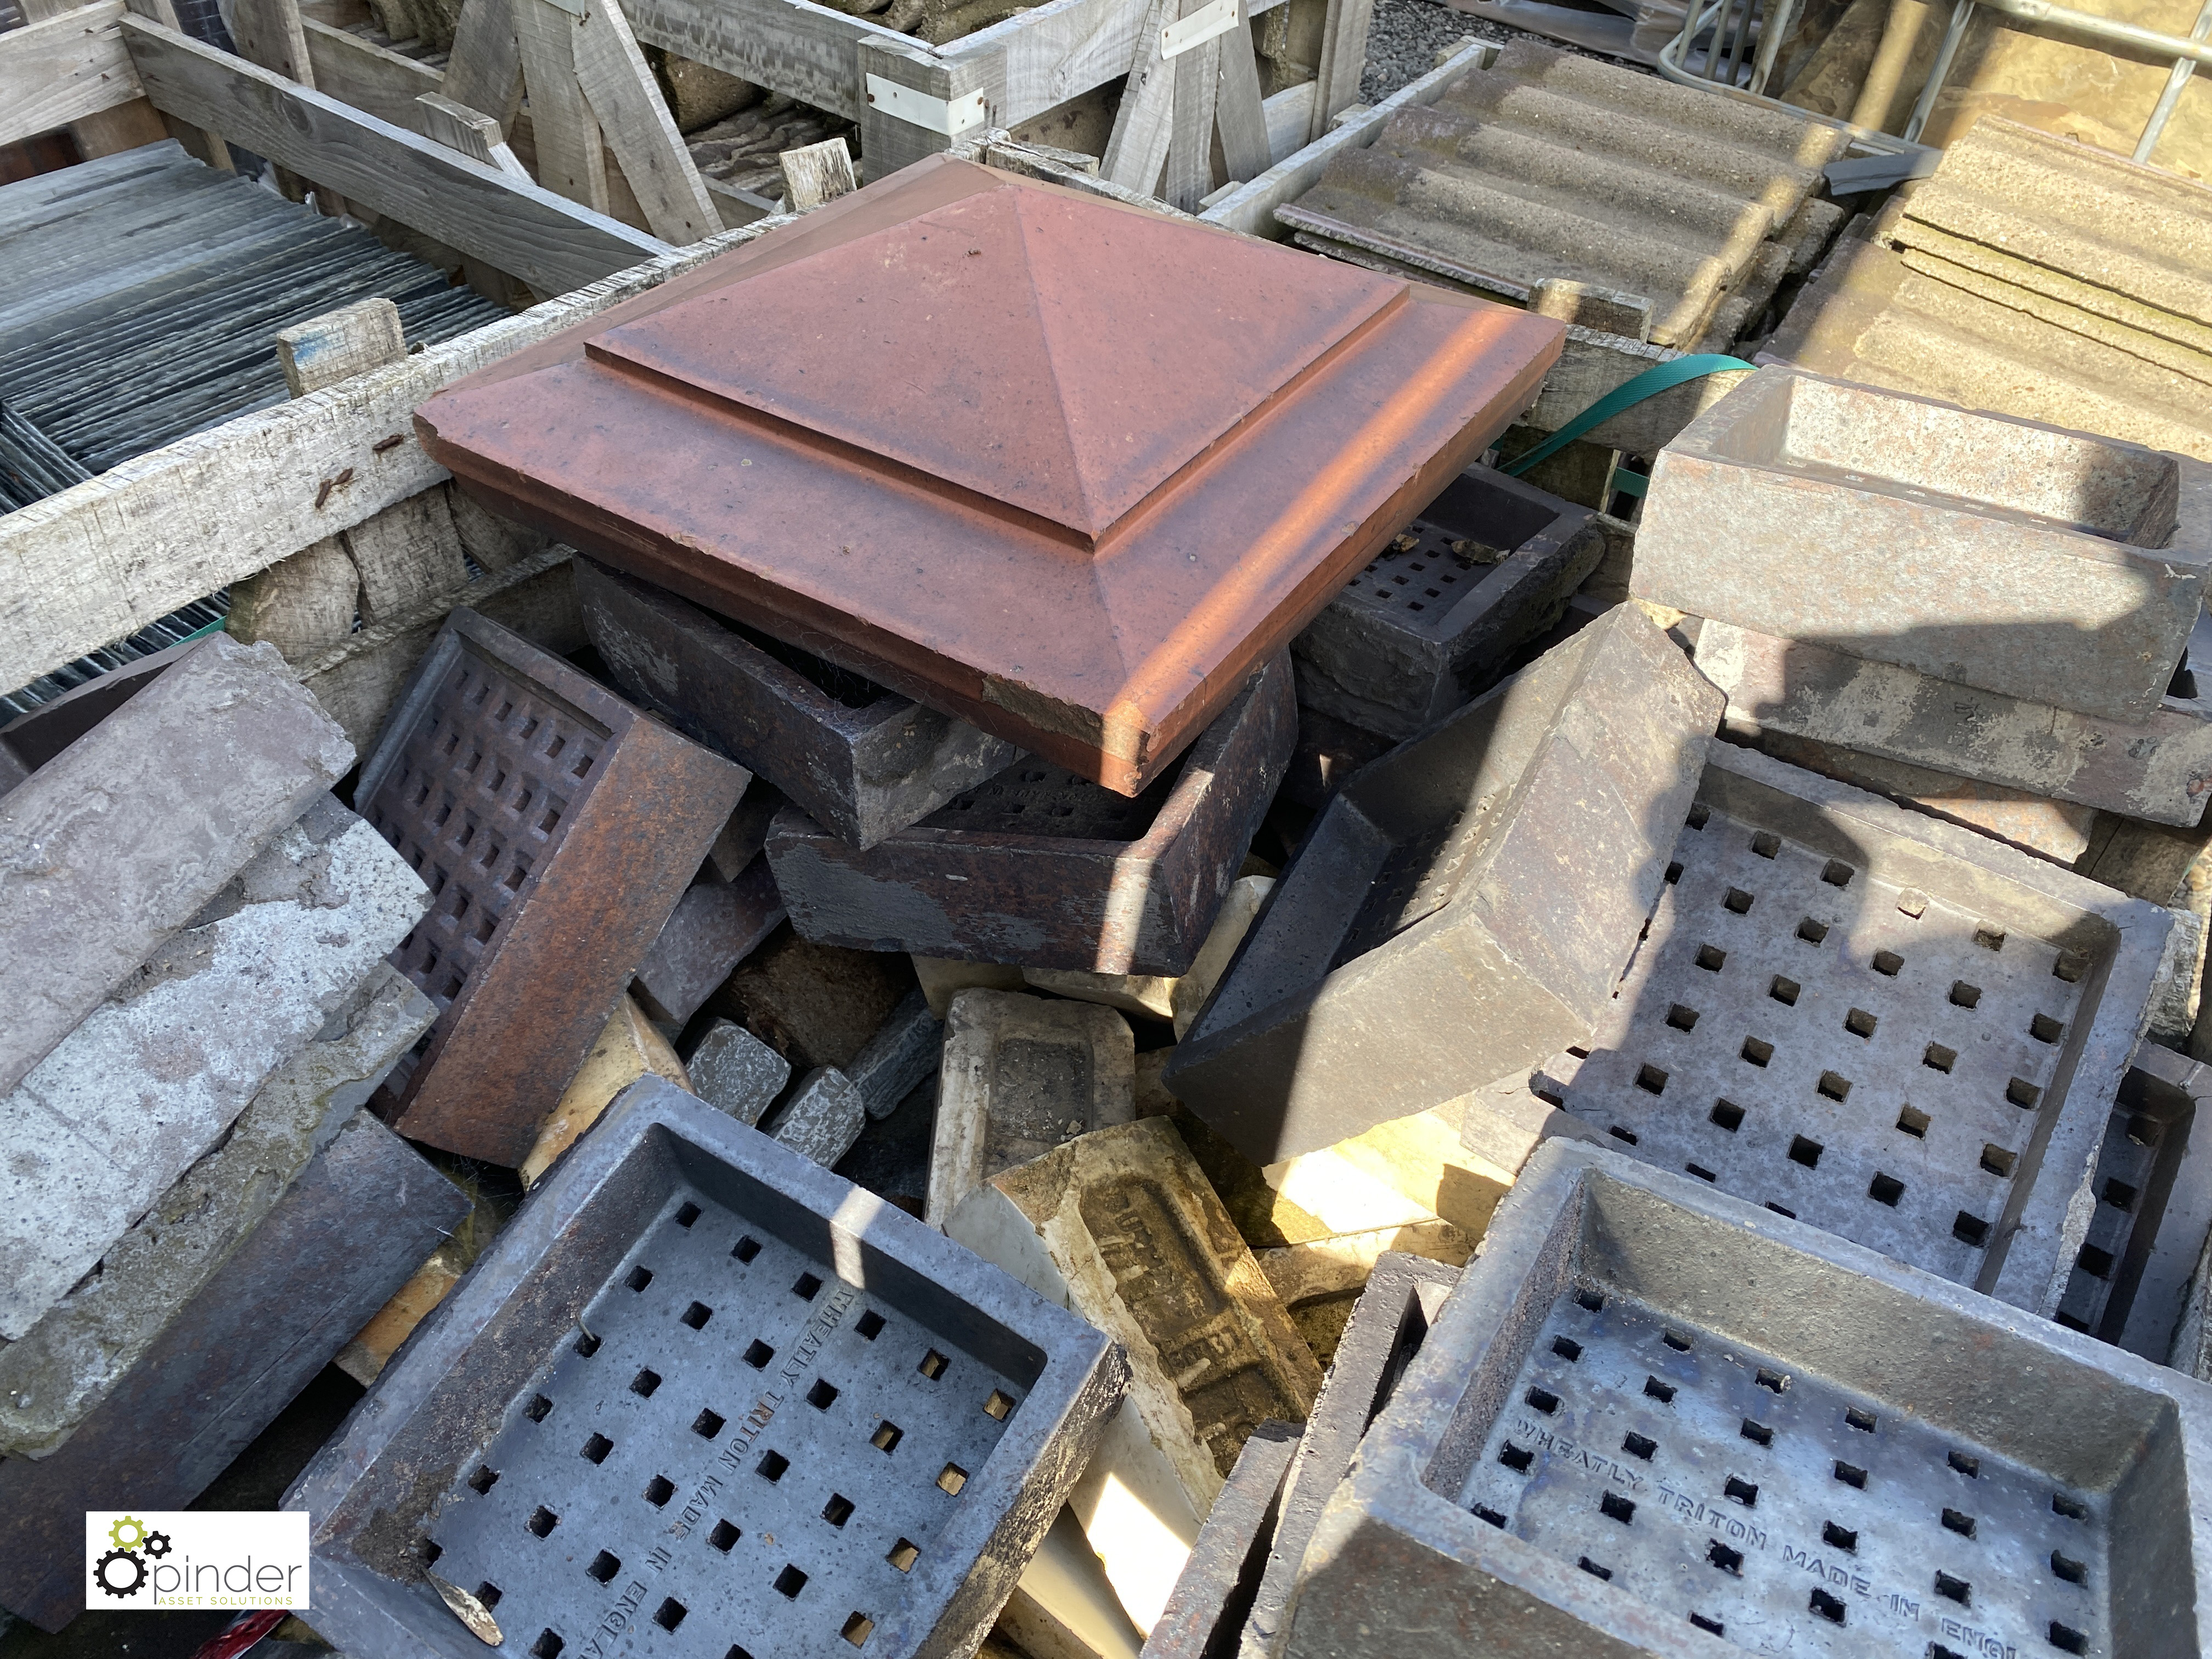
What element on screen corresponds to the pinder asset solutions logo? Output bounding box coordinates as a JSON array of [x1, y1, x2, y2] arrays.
[[86, 1511, 310, 1611]]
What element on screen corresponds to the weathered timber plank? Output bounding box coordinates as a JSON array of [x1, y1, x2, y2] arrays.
[[120, 16, 666, 293], [618, 0, 893, 120], [572, 0, 718, 241], [0, 218, 788, 693], [1, 0, 144, 148]]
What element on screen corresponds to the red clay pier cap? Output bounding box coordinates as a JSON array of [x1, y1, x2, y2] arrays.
[[415, 156, 1565, 794]]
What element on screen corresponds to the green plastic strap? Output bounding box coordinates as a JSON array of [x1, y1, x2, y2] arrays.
[[1499, 353, 1753, 479]]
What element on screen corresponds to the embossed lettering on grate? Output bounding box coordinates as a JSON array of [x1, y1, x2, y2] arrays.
[[359, 640, 605, 1085], [423, 1188, 1020, 1657], [1564, 799, 2091, 1287], [1461, 1282, 2111, 1657]]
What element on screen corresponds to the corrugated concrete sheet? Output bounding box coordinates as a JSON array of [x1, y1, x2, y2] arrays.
[[1768, 117, 2212, 462], [1276, 41, 1847, 350]]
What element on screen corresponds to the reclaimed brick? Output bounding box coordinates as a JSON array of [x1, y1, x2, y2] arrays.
[[1142, 1421, 1300, 1659], [0, 797, 426, 1342], [1025, 876, 1275, 1036], [0, 963, 434, 1460], [914, 954, 1030, 1018], [517, 995, 691, 1188], [1292, 466, 1601, 740], [847, 986, 943, 1119], [947, 1117, 1323, 1634], [707, 781, 784, 883], [928, 990, 1138, 1226], [769, 655, 1296, 977], [0, 633, 354, 1098], [684, 1016, 791, 1126], [1168, 605, 1721, 1166], [630, 855, 786, 1028], [0, 1111, 468, 1632], [355, 607, 747, 1164], [1697, 615, 2212, 828], [768, 1064, 867, 1166], [1635, 365, 2212, 723], [578, 556, 1022, 848]]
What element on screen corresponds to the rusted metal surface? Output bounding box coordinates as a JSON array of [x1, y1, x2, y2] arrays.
[[0, 1112, 465, 1633], [287, 1076, 1127, 1659], [1276, 40, 1844, 351], [1292, 464, 1601, 741], [577, 557, 1021, 849], [1638, 366, 2212, 725], [766, 653, 1295, 977], [1169, 609, 1720, 1167], [357, 608, 747, 1165], [415, 155, 1563, 797]]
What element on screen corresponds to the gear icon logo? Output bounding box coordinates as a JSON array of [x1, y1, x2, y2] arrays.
[[94, 1548, 146, 1598], [143, 1530, 173, 1559], [108, 1515, 148, 1550]]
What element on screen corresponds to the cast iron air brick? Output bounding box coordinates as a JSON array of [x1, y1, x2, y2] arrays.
[[1696, 617, 2212, 829], [1555, 740, 2175, 1317], [1634, 366, 2212, 724], [1167, 605, 1722, 1167], [1142, 1420, 1301, 1659], [356, 607, 748, 1164], [1242, 1252, 1461, 1659], [578, 558, 1023, 849], [768, 654, 1296, 978], [414, 156, 1563, 797], [1291, 465, 1602, 740], [2093, 1043, 2212, 1360], [1279, 1140, 2212, 1659], [288, 1076, 1126, 1659], [0, 1111, 466, 1633]]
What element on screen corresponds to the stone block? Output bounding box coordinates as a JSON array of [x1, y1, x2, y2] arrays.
[[630, 856, 786, 1028], [767, 1064, 866, 1166], [0, 1111, 467, 1632], [0, 635, 189, 787], [915, 954, 1030, 1018], [289, 1077, 1126, 1659], [0, 963, 434, 1460], [518, 995, 691, 1188], [1282, 1141, 2212, 1659], [768, 655, 1296, 978], [1243, 1251, 1458, 1659], [578, 557, 1021, 848], [684, 1016, 792, 1126], [1167, 604, 1721, 1167], [1142, 1421, 1300, 1659], [1025, 877, 1276, 1037], [946, 1117, 1323, 1634], [1697, 614, 2212, 827], [1292, 465, 1602, 740], [1554, 738, 2176, 1318], [848, 986, 943, 1119], [356, 607, 748, 1164], [0, 632, 353, 1098], [928, 991, 1137, 1227], [1000, 1505, 1147, 1659], [0, 797, 427, 1342], [711, 927, 917, 1072], [1635, 365, 2212, 723]]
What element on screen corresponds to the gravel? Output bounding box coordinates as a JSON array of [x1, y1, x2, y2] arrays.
[[1359, 0, 1504, 103]]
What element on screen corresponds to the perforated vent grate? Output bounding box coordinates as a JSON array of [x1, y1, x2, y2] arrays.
[[1564, 803, 2090, 1285], [2053, 1107, 2167, 1336], [362, 641, 607, 1028], [423, 1190, 1021, 1657], [1459, 1284, 2111, 1657], [924, 757, 1186, 842], [1332, 520, 1514, 638]]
